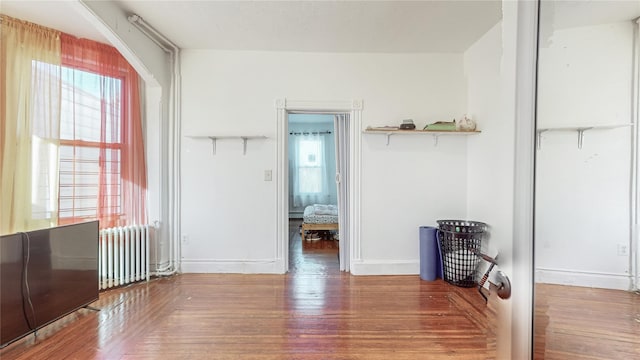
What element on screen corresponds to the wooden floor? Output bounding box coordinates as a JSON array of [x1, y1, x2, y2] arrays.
[[1, 221, 637, 359], [534, 283, 640, 360], [0, 221, 492, 359]]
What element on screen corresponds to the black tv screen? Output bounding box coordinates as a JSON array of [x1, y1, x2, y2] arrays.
[[0, 221, 99, 347]]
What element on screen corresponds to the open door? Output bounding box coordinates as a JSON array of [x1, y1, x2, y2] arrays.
[[499, 1, 538, 355], [334, 114, 350, 271], [492, 1, 538, 359]]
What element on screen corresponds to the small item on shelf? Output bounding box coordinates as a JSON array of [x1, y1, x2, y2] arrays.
[[455, 115, 477, 131], [423, 120, 457, 131], [399, 119, 416, 130]]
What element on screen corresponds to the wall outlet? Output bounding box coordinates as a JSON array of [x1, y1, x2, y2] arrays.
[[264, 170, 272, 181], [617, 243, 629, 256], [181, 234, 189, 244]]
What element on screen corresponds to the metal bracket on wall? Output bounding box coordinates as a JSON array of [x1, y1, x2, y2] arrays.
[[536, 124, 631, 150], [186, 135, 268, 155], [363, 129, 480, 147]]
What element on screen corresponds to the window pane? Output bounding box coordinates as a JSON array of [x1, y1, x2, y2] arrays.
[[55, 65, 123, 223], [58, 144, 121, 221], [60, 66, 122, 143], [298, 140, 322, 166], [299, 167, 322, 193]]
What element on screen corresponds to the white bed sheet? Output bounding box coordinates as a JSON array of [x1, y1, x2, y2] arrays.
[[303, 204, 338, 224]]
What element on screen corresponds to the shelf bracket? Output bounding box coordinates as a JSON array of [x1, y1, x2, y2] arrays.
[[241, 137, 248, 155], [576, 128, 593, 149], [385, 133, 392, 146], [432, 134, 440, 146], [209, 137, 217, 155], [577, 129, 584, 149], [536, 130, 547, 150]]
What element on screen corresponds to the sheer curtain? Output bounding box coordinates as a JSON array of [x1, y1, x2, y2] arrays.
[[1, 15, 61, 234], [0, 15, 147, 234], [290, 132, 332, 208], [60, 35, 147, 228]]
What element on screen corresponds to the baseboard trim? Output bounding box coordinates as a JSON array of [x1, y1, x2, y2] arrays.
[[535, 267, 631, 290], [181, 259, 283, 274], [350, 260, 419, 275]]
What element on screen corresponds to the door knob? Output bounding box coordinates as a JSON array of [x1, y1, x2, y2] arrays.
[[495, 271, 511, 300]]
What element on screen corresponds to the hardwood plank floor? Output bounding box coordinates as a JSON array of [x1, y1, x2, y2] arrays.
[[3, 221, 639, 359], [534, 283, 640, 360], [1, 220, 493, 359]]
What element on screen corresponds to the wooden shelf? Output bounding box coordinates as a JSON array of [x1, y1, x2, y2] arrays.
[[186, 135, 268, 155], [536, 124, 632, 150], [363, 129, 480, 146]]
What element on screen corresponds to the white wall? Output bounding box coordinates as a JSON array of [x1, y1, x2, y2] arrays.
[[535, 22, 634, 289], [464, 22, 511, 267], [180, 50, 470, 273]]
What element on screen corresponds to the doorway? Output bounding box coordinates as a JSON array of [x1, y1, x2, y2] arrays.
[[275, 99, 363, 274], [287, 113, 340, 272]]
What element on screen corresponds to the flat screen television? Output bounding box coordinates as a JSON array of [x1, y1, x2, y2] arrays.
[[0, 221, 99, 347]]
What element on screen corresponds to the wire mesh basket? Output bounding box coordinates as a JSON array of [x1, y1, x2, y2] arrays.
[[437, 220, 487, 288]]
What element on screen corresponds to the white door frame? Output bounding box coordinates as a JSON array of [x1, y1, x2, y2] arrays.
[[275, 99, 363, 273]]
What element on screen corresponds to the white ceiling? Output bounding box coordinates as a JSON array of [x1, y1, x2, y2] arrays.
[[111, 0, 502, 53], [1, 0, 502, 53], [1, 1, 638, 54]]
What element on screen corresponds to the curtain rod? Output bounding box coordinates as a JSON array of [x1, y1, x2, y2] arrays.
[[289, 131, 332, 135]]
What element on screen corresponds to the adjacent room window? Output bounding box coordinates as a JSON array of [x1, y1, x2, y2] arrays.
[[290, 132, 332, 208], [297, 139, 323, 194]]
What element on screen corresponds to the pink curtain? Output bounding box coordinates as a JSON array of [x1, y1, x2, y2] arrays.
[[60, 35, 147, 228]]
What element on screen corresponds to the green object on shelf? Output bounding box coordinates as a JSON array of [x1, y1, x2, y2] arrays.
[[423, 121, 456, 131]]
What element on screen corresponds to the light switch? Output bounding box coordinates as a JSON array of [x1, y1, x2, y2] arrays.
[[264, 170, 272, 181]]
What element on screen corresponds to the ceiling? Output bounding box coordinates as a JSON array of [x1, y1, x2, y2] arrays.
[[1, 0, 502, 53], [111, 0, 502, 52], [1, 1, 638, 54]]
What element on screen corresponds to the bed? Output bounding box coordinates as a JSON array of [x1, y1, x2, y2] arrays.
[[301, 204, 339, 241]]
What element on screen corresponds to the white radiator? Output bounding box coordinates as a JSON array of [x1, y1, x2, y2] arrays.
[[99, 224, 150, 290]]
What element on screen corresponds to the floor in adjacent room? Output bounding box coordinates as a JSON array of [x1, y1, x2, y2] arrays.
[[288, 219, 339, 274]]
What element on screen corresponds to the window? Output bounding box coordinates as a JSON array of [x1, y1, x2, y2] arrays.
[[1, 16, 146, 234], [58, 66, 123, 224], [290, 132, 332, 208], [297, 139, 323, 194]]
